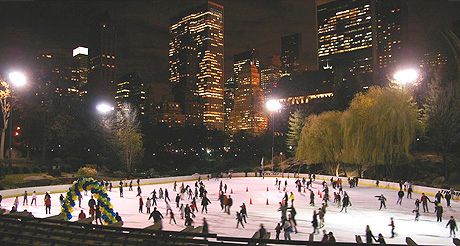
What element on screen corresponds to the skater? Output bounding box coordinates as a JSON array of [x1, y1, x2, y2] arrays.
[[13, 196, 19, 209], [169, 210, 177, 224], [388, 217, 395, 238], [288, 214, 297, 233], [149, 207, 164, 230], [321, 230, 329, 242], [446, 216, 458, 237], [202, 218, 209, 240], [435, 191, 444, 204], [289, 192, 295, 206], [146, 197, 152, 214], [174, 181, 177, 191], [31, 191, 37, 206], [283, 219, 292, 240], [435, 203, 443, 222], [45, 195, 51, 214], [165, 189, 170, 202], [179, 204, 185, 219], [95, 205, 103, 225], [165, 201, 172, 216], [407, 183, 413, 199], [376, 194, 387, 210], [202, 196, 211, 213], [415, 198, 420, 211], [119, 181, 124, 197], [129, 180, 133, 191], [227, 195, 233, 215], [136, 186, 142, 197], [365, 225, 376, 244], [175, 193, 180, 208], [258, 224, 267, 239], [240, 203, 248, 223], [397, 189, 404, 205], [23, 191, 28, 206], [236, 212, 244, 228], [445, 192, 452, 207], [275, 222, 282, 240], [312, 210, 319, 234], [77, 192, 82, 208], [318, 207, 325, 228], [138, 196, 144, 213], [109, 182, 112, 191], [421, 193, 430, 213], [340, 192, 351, 213], [328, 232, 336, 243], [115, 212, 122, 222], [309, 189, 315, 206], [224, 184, 227, 193], [412, 207, 420, 221], [59, 194, 64, 205], [78, 210, 86, 220]]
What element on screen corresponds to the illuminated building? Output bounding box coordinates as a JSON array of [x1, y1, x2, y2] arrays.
[[169, 1, 224, 130], [420, 52, 448, 69], [115, 73, 146, 116], [281, 33, 302, 75], [230, 63, 268, 135], [88, 12, 117, 103], [224, 77, 235, 132], [70, 46, 89, 97], [318, 0, 405, 85], [260, 65, 282, 97], [152, 101, 186, 128], [233, 49, 259, 84]]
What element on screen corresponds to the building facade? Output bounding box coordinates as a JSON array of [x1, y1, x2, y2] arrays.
[[281, 33, 302, 75], [230, 63, 268, 135], [169, 1, 225, 130], [71, 46, 89, 97], [115, 73, 146, 116], [224, 76, 235, 132], [260, 65, 282, 98], [317, 0, 405, 86]]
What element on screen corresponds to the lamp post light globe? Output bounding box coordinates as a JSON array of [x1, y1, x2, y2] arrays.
[[96, 103, 114, 114], [266, 99, 282, 112], [8, 71, 27, 87], [393, 68, 419, 86]]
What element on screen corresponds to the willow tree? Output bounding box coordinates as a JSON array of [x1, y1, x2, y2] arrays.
[[342, 87, 419, 175], [296, 111, 343, 176], [286, 109, 305, 155], [0, 79, 11, 160]]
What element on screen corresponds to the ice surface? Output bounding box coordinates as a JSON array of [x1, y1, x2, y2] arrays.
[[1, 177, 458, 245]]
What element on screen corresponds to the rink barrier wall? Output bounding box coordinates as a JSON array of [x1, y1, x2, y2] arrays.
[[0, 173, 209, 199], [1, 172, 458, 201]]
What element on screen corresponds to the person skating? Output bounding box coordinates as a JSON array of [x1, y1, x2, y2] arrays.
[[415, 198, 420, 211], [148, 207, 164, 230], [318, 208, 325, 228], [151, 192, 158, 206], [115, 212, 122, 222], [435, 191, 444, 204], [119, 181, 124, 197], [179, 204, 184, 219], [278, 202, 288, 222], [320, 230, 328, 242], [282, 219, 292, 240], [31, 191, 37, 206], [397, 189, 404, 205], [288, 214, 298, 234], [173, 181, 177, 192], [158, 188, 163, 199], [109, 182, 112, 192], [44, 195, 51, 214], [312, 210, 319, 234], [175, 193, 180, 208], [95, 205, 103, 225], [412, 207, 420, 221], [421, 193, 430, 213], [365, 225, 376, 244], [309, 189, 315, 206], [13, 196, 19, 209], [77, 193, 82, 208], [129, 180, 133, 191], [327, 232, 336, 243], [202, 218, 209, 240], [200, 195, 210, 213], [169, 210, 177, 224], [289, 192, 295, 206], [275, 222, 282, 240], [236, 212, 245, 228], [136, 186, 142, 197], [146, 197, 151, 214], [227, 195, 233, 215], [446, 216, 458, 237], [435, 203, 443, 222], [388, 217, 395, 238], [165, 189, 170, 202], [165, 201, 172, 216], [240, 203, 248, 223], [59, 194, 64, 206], [340, 192, 351, 213], [445, 192, 452, 207], [407, 183, 413, 199], [376, 194, 387, 210], [23, 191, 28, 206], [138, 196, 144, 213]]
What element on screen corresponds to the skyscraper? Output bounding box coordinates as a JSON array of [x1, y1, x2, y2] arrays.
[[233, 49, 259, 83], [260, 66, 282, 98], [169, 1, 224, 130], [230, 62, 267, 135], [88, 12, 117, 103], [281, 33, 302, 75], [71, 46, 89, 97], [317, 0, 405, 85], [115, 73, 146, 116], [224, 76, 235, 132]]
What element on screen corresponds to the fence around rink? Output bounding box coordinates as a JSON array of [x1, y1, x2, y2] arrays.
[[0, 172, 458, 201]]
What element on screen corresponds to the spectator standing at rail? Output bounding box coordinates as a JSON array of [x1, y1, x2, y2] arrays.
[[95, 205, 103, 225], [202, 218, 209, 240], [78, 210, 86, 220], [365, 225, 376, 244]]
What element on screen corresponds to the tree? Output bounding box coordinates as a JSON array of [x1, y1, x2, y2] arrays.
[[296, 111, 343, 176], [105, 104, 143, 172], [423, 71, 460, 180], [342, 87, 419, 175], [286, 109, 305, 155], [0, 79, 11, 160]]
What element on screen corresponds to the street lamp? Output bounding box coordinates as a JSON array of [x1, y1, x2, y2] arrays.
[[96, 103, 114, 115], [7, 71, 27, 160], [266, 99, 282, 172], [393, 68, 419, 87]]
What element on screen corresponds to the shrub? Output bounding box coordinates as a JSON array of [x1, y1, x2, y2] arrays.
[[76, 167, 98, 178], [22, 167, 31, 174], [32, 167, 41, 173]]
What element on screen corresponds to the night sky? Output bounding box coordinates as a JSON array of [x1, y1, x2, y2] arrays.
[[0, 0, 459, 100]]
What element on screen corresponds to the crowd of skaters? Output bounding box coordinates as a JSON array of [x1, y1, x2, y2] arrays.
[[0, 173, 459, 243]]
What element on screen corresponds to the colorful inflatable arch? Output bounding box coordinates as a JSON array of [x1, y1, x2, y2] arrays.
[[61, 177, 117, 224]]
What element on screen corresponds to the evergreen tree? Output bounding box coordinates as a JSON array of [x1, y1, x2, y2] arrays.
[[286, 109, 305, 155]]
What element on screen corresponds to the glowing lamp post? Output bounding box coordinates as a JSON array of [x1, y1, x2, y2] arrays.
[[393, 68, 419, 88], [6, 71, 27, 160], [96, 103, 114, 115], [266, 99, 282, 172]]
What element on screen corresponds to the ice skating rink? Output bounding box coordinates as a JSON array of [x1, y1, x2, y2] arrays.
[[2, 177, 458, 245]]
